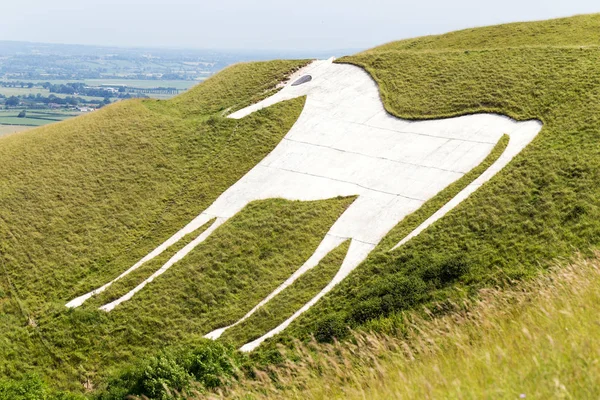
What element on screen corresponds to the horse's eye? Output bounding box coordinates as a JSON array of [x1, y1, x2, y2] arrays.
[[292, 75, 312, 86]]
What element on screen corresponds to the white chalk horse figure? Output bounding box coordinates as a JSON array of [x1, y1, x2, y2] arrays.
[[66, 58, 542, 351]]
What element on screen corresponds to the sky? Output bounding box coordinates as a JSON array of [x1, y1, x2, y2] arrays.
[[1, 0, 598, 51]]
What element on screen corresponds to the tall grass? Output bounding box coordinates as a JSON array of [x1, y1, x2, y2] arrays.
[[223, 254, 600, 399]]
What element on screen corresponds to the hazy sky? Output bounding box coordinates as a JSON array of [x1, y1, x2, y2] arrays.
[[1, 0, 598, 51]]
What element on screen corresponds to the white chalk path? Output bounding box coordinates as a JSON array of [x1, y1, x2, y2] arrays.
[[65, 58, 541, 351]]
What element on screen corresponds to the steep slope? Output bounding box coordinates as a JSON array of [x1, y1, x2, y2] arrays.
[[0, 59, 359, 388], [258, 13, 600, 348], [2, 13, 600, 398], [227, 256, 600, 399]]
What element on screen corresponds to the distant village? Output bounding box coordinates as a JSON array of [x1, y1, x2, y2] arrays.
[[0, 81, 183, 112]]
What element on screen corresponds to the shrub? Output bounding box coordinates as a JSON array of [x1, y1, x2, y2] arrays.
[[351, 275, 428, 324], [101, 353, 190, 400], [99, 341, 244, 399], [103, 354, 188, 399], [0, 374, 47, 400], [0, 375, 82, 400], [421, 254, 469, 285], [313, 313, 349, 343], [183, 342, 239, 389]]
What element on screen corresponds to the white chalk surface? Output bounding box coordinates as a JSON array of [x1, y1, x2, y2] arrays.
[[65, 59, 542, 352]]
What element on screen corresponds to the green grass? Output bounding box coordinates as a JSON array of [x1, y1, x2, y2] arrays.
[[5, 12, 600, 398], [370, 12, 600, 51], [224, 255, 600, 399], [83, 219, 216, 309], [220, 240, 351, 347], [269, 14, 600, 346], [0, 59, 321, 390]]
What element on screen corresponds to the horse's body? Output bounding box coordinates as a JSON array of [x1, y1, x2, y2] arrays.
[[66, 58, 542, 351]]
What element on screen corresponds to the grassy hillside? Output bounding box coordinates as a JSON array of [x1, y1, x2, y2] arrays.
[[0, 59, 363, 390], [260, 13, 600, 352], [220, 240, 352, 347], [370, 13, 600, 51], [226, 255, 600, 399], [3, 12, 600, 398]]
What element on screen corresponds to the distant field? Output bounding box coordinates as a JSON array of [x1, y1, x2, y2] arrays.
[[0, 110, 82, 127], [0, 124, 31, 136], [0, 87, 49, 96], [3, 78, 202, 89], [0, 86, 105, 101], [0, 79, 202, 100], [85, 78, 203, 90]]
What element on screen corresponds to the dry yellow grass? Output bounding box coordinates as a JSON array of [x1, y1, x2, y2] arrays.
[[220, 254, 600, 399]]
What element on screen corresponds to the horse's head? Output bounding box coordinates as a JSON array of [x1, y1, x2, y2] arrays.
[[228, 57, 375, 120]]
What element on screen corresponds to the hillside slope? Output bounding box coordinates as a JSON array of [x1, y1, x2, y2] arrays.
[[0, 59, 360, 388], [369, 12, 600, 51], [256, 13, 600, 350], [228, 255, 600, 399], [2, 13, 600, 398]]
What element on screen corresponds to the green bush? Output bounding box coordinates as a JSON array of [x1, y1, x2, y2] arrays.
[[313, 313, 349, 343], [351, 275, 428, 325], [182, 342, 239, 389], [99, 341, 244, 399], [0, 375, 82, 400], [0, 375, 47, 400]]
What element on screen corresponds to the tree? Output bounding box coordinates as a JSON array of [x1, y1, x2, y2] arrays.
[[17, 110, 26, 118], [5, 96, 19, 107], [100, 97, 112, 108]]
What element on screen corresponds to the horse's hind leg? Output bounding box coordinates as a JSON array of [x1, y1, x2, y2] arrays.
[[65, 212, 217, 308], [239, 238, 375, 352], [232, 194, 419, 350], [98, 216, 227, 311], [204, 232, 346, 340]]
